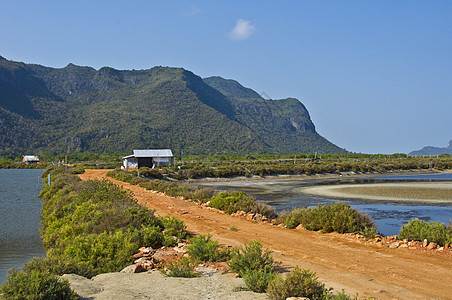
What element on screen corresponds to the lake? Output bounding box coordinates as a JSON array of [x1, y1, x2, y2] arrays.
[[199, 173, 452, 236], [0, 169, 46, 285]]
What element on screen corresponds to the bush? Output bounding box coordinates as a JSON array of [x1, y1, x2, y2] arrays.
[[22, 256, 94, 279], [283, 208, 304, 229], [187, 234, 230, 262], [209, 191, 255, 214], [0, 268, 78, 300], [299, 202, 375, 234], [398, 219, 452, 246], [160, 215, 187, 241], [267, 267, 331, 300], [242, 266, 275, 293], [162, 257, 199, 278], [228, 240, 275, 277]]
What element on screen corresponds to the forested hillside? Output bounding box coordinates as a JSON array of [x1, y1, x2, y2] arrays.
[[0, 56, 346, 156]]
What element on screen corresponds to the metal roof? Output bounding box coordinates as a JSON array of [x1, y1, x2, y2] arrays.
[[132, 149, 173, 158]]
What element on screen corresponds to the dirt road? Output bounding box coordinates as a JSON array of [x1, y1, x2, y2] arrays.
[[79, 170, 452, 299]]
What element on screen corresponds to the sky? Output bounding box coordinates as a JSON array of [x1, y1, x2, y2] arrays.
[[1, 1, 451, 154]]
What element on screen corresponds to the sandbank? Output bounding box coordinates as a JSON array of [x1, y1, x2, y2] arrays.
[[302, 182, 452, 204]]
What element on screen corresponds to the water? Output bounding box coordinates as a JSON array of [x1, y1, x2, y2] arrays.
[[200, 173, 452, 236], [0, 169, 46, 285]]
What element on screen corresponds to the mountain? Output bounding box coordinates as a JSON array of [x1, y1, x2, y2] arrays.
[[0, 56, 346, 156], [409, 140, 452, 156]]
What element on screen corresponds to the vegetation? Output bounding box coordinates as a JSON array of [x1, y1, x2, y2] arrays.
[[398, 219, 452, 246], [228, 240, 275, 277], [162, 258, 199, 278], [267, 267, 331, 300], [165, 155, 452, 179], [0, 268, 78, 300], [0, 57, 345, 156], [278, 202, 376, 234], [186, 234, 230, 263], [39, 166, 188, 277]]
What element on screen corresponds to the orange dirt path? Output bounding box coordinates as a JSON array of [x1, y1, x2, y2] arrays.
[[79, 170, 452, 299]]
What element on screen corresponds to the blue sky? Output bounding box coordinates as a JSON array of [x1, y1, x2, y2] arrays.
[[1, 1, 451, 154]]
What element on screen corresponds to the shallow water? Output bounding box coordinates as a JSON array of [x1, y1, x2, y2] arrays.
[[0, 169, 46, 285], [200, 173, 452, 236]]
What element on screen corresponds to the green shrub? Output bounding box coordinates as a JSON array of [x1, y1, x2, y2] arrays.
[[398, 219, 452, 246], [163, 258, 199, 278], [137, 225, 165, 248], [283, 208, 304, 229], [300, 202, 375, 234], [22, 256, 94, 279], [242, 266, 275, 293], [228, 240, 275, 277], [250, 201, 278, 220], [189, 187, 216, 203], [187, 234, 230, 262], [361, 226, 377, 240], [0, 268, 78, 300], [209, 191, 255, 214], [138, 167, 163, 179], [160, 215, 187, 240], [329, 290, 359, 300], [267, 267, 331, 300]]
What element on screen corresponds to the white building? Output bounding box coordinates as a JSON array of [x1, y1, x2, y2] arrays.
[[122, 149, 173, 169], [22, 155, 39, 164]]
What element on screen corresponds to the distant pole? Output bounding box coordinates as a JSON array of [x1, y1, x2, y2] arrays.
[[48, 174, 51, 186]]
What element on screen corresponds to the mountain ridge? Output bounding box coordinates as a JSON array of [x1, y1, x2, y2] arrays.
[[0, 57, 346, 156], [409, 140, 452, 156]]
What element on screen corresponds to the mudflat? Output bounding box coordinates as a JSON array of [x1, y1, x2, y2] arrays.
[[77, 170, 452, 299], [303, 182, 452, 204]]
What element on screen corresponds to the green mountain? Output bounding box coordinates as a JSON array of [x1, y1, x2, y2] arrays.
[[0, 56, 346, 156]]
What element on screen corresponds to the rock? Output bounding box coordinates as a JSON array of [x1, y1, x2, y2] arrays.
[[399, 244, 409, 248], [286, 297, 310, 300], [409, 241, 422, 248], [437, 247, 444, 251], [254, 214, 263, 222], [133, 252, 145, 259], [132, 263, 147, 273], [387, 235, 397, 241], [389, 242, 400, 249], [402, 238, 409, 244], [295, 224, 304, 230], [423, 239, 428, 247], [444, 243, 450, 249], [427, 242, 437, 250], [120, 265, 135, 273], [246, 213, 255, 220], [261, 216, 268, 222]]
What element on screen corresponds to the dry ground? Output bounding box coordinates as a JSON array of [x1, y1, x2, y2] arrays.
[[79, 170, 452, 300]]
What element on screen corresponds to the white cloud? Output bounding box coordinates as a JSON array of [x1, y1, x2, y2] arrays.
[[228, 19, 256, 41]]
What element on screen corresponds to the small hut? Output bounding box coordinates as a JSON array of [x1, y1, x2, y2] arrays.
[[122, 149, 173, 169], [22, 155, 40, 164]]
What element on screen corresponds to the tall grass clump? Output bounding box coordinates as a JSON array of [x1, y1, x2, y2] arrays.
[[398, 219, 452, 246]]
